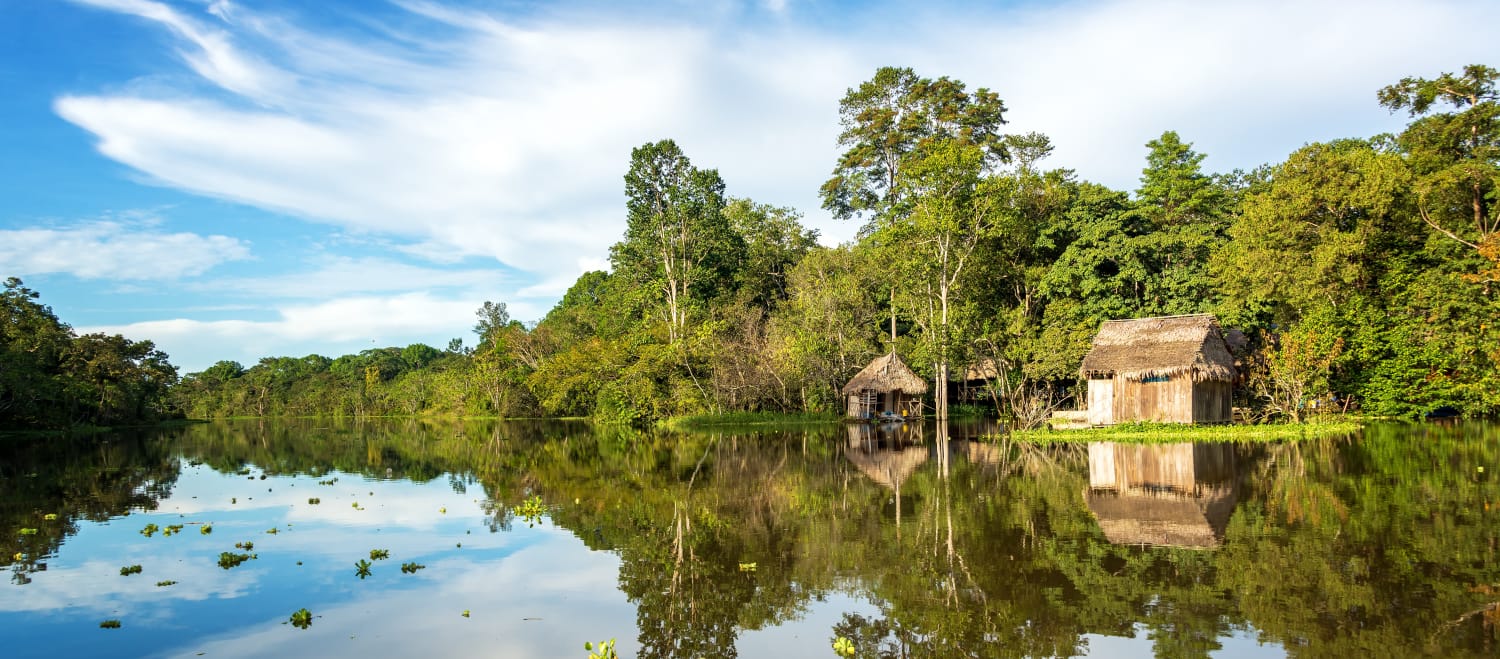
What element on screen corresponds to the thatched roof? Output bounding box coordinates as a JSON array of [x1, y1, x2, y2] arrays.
[[962, 358, 999, 381], [842, 351, 929, 395], [1079, 314, 1236, 382]]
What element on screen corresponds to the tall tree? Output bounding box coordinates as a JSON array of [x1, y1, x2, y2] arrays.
[[1135, 131, 1229, 228], [1379, 64, 1500, 281], [821, 66, 1009, 233], [884, 141, 1004, 419], [611, 139, 742, 342]]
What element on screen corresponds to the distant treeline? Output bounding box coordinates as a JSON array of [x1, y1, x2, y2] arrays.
[[101, 64, 1500, 423], [0, 278, 177, 430]]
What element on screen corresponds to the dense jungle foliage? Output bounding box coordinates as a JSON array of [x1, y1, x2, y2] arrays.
[[0, 277, 177, 430], [8, 64, 1497, 428]]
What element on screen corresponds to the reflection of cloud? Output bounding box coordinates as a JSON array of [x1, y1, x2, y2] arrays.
[[0, 555, 258, 614], [161, 465, 499, 534], [162, 531, 634, 659]]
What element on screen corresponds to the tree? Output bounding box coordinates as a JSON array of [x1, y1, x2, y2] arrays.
[[1212, 139, 1413, 329], [1135, 131, 1229, 229], [723, 199, 819, 308], [1379, 64, 1500, 281], [883, 141, 1005, 418], [473, 301, 510, 350], [611, 139, 743, 343], [821, 66, 1009, 233], [0, 278, 72, 427]]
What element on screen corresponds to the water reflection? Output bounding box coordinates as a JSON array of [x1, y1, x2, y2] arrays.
[[1, 420, 1497, 658], [1085, 443, 1240, 549]]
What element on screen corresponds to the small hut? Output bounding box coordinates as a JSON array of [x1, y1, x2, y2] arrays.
[[1079, 314, 1236, 425], [843, 351, 928, 419]]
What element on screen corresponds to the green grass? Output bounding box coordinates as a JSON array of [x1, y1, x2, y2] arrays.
[[660, 411, 842, 430], [1010, 418, 1364, 443]]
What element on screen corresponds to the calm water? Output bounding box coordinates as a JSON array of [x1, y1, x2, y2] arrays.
[[2, 420, 1497, 658]]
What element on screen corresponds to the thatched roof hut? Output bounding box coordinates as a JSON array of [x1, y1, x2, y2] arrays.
[[845, 425, 929, 491], [842, 351, 929, 396], [1080, 314, 1237, 425], [842, 351, 928, 419], [1080, 314, 1236, 383]]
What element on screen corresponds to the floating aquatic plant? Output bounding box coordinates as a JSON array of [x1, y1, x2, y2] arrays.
[[461, 610, 470, 618], [19, 528, 38, 535], [401, 562, 425, 574], [163, 524, 184, 536], [514, 495, 546, 527], [308, 498, 321, 505], [99, 620, 121, 629], [139, 524, 159, 537], [354, 558, 372, 579], [200, 524, 213, 535], [585, 638, 619, 659], [369, 549, 389, 560], [290, 608, 313, 630], [156, 580, 177, 587], [235, 541, 254, 551], [739, 562, 757, 572], [119, 565, 142, 576], [266, 527, 279, 535], [43, 513, 58, 521], [218, 552, 254, 569], [832, 636, 855, 657]]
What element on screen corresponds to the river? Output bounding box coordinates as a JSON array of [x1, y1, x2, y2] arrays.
[[2, 419, 1496, 658]]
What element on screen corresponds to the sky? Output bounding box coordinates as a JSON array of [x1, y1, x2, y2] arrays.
[[2, 0, 1497, 373]]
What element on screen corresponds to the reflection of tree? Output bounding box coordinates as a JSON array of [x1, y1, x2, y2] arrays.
[[35, 418, 1495, 657], [2, 432, 181, 583]]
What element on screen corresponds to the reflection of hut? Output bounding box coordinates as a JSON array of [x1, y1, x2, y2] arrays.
[[843, 351, 928, 419], [1080, 314, 1236, 425], [1085, 442, 1239, 549], [845, 424, 928, 490]]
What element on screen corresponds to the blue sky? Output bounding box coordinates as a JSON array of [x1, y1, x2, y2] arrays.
[[3, 0, 1497, 372]]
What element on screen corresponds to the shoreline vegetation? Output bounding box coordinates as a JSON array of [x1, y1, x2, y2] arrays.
[[1010, 419, 1367, 443], [5, 64, 1499, 434]]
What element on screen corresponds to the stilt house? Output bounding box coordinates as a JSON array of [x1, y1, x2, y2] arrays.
[[843, 351, 927, 419], [1080, 314, 1236, 425]]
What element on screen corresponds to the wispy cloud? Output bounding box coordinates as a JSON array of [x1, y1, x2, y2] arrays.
[[80, 291, 549, 370], [0, 219, 250, 280], [188, 256, 513, 299]]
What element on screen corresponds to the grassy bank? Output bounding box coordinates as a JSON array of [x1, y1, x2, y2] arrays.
[[1010, 419, 1364, 443], [660, 411, 842, 430]]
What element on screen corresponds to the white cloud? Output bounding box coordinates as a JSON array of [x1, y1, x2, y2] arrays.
[[191, 256, 513, 299], [0, 220, 249, 280], [79, 291, 549, 370]]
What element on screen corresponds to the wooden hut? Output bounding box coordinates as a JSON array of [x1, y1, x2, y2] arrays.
[[842, 351, 928, 419], [1079, 314, 1236, 425]]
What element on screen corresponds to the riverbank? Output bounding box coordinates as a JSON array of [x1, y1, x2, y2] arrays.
[[0, 418, 206, 441], [1009, 419, 1364, 443], [659, 411, 843, 430]]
